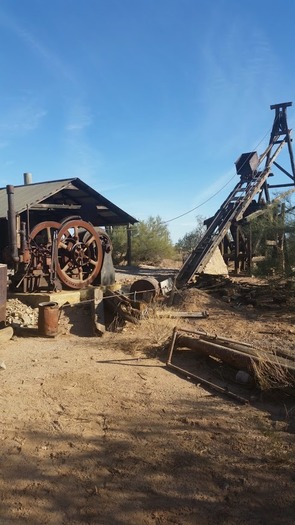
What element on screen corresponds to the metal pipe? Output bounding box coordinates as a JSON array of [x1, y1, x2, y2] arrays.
[[20, 222, 27, 253], [23, 172, 32, 185], [6, 185, 19, 262], [166, 362, 249, 404]]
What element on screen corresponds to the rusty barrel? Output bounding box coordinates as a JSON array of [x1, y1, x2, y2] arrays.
[[130, 277, 160, 303], [38, 301, 59, 337]]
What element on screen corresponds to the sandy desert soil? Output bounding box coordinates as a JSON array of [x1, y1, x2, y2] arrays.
[[0, 266, 295, 525]]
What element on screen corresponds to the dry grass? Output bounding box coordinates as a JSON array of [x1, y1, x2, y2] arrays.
[[139, 310, 179, 346], [110, 308, 180, 358], [252, 354, 295, 391]]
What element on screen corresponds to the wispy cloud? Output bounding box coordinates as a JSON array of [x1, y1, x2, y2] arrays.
[[65, 104, 93, 132], [59, 99, 102, 182], [192, 168, 236, 205], [0, 9, 75, 83], [197, 10, 279, 157], [201, 20, 276, 103], [0, 100, 47, 135], [60, 124, 105, 183]]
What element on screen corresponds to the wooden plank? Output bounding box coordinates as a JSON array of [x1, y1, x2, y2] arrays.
[[177, 335, 295, 377]]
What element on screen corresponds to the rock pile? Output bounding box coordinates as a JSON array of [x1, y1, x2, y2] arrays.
[[6, 299, 39, 327]]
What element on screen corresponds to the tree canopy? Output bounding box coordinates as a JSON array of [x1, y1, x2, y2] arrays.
[[110, 216, 175, 265], [175, 215, 206, 255]]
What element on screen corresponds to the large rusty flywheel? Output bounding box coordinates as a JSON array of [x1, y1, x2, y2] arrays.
[[56, 219, 103, 289], [30, 221, 61, 249], [30, 219, 104, 289]]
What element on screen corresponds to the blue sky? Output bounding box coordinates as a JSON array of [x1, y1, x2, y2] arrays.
[[0, 0, 294, 243]]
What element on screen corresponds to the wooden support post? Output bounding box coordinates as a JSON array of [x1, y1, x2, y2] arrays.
[[248, 223, 253, 275], [126, 224, 132, 266], [278, 203, 286, 274], [234, 225, 240, 274], [91, 287, 105, 336]]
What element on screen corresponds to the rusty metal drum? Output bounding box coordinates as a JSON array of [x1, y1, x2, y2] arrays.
[[130, 277, 160, 303], [38, 301, 59, 337]]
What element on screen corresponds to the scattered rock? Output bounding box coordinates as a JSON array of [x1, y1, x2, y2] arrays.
[[6, 299, 39, 327], [0, 326, 14, 342]]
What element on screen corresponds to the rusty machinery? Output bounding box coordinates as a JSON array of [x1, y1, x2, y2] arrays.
[[4, 186, 115, 292], [176, 102, 295, 287]]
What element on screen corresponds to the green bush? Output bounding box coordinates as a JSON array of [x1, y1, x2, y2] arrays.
[[175, 215, 206, 256], [110, 216, 175, 265]]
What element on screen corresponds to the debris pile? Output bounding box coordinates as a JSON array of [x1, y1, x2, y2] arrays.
[[6, 299, 38, 327], [196, 275, 295, 309], [167, 327, 295, 400]]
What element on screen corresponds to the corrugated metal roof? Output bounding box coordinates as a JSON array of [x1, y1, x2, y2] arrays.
[[0, 178, 138, 225]]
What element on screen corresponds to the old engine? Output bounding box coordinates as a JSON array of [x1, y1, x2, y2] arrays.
[[4, 185, 115, 292]]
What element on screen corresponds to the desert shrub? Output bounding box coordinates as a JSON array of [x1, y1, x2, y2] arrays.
[[175, 215, 206, 257], [110, 216, 175, 265]]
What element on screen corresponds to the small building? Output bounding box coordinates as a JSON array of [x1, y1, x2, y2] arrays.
[[0, 176, 137, 236], [0, 176, 137, 291]]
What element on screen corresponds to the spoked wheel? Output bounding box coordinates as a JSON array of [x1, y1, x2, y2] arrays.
[[56, 219, 103, 289], [27, 221, 62, 291], [30, 221, 61, 249], [82, 227, 112, 254]]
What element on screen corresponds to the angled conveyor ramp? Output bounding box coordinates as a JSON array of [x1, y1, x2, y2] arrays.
[[176, 102, 295, 288]]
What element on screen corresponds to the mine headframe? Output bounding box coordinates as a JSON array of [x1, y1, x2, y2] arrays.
[[176, 102, 295, 287], [257, 102, 295, 202]]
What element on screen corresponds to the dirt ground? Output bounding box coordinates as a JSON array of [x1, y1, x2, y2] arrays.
[[0, 266, 295, 525]]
